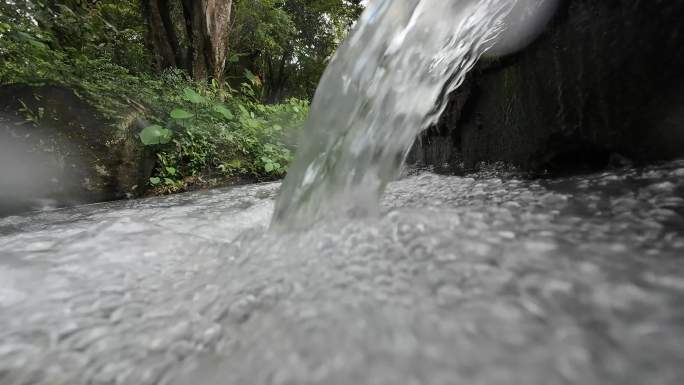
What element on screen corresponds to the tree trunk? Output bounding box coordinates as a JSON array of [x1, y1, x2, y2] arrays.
[[182, 0, 232, 82], [141, 0, 182, 71], [142, 0, 232, 82], [265, 49, 292, 103]]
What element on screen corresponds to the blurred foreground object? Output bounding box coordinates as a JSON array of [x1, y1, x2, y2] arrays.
[[0, 86, 154, 217], [486, 0, 560, 57], [0, 126, 71, 215]]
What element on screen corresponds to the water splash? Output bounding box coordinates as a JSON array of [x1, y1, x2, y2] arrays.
[[272, 0, 515, 227]]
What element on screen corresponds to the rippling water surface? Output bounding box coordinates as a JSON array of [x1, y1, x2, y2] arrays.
[[1, 161, 683, 385]]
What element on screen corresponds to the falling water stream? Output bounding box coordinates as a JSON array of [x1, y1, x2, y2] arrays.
[[1, 1, 684, 385], [273, 0, 514, 226]]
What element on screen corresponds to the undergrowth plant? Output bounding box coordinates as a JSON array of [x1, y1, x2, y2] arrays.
[[139, 72, 308, 193]]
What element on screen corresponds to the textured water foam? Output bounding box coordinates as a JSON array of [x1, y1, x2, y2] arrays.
[[1, 161, 683, 385]]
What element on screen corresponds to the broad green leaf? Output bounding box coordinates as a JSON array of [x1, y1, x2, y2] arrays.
[[149, 177, 161, 185], [244, 69, 261, 86], [170, 108, 194, 120], [212, 105, 234, 120], [260, 156, 271, 163], [264, 163, 275, 172], [159, 128, 172, 144], [29, 39, 47, 49], [165, 167, 176, 176], [182, 88, 206, 104], [164, 178, 175, 185], [139, 125, 172, 145], [16, 31, 34, 41]]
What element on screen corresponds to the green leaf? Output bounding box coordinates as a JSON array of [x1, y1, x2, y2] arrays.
[[227, 159, 242, 168], [164, 178, 175, 185], [28, 39, 47, 49], [244, 69, 261, 86], [15, 31, 34, 41], [159, 130, 172, 144], [170, 108, 194, 120], [149, 177, 161, 185], [260, 156, 271, 163], [182, 88, 206, 104], [165, 167, 176, 176], [139, 125, 172, 145], [212, 104, 234, 120], [264, 162, 275, 172]]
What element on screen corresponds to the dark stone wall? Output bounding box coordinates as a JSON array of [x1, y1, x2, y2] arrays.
[[410, 0, 684, 174]]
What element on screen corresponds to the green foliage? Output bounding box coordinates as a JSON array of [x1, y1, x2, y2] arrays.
[[170, 109, 194, 120], [134, 73, 309, 192], [228, 0, 363, 101], [0, 0, 357, 196], [139, 125, 172, 145], [0, 8, 308, 194]]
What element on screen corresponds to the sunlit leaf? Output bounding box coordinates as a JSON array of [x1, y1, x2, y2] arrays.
[[139, 125, 172, 145], [212, 104, 234, 120], [170, 108, 194, 120], [244, 69, 261, 87], [182, 88, 206, 104]]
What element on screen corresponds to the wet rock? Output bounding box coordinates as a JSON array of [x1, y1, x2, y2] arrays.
[[411, 0, 684, 174]]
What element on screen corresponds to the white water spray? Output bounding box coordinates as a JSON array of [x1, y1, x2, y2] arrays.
[[272, 0, 517, 227]]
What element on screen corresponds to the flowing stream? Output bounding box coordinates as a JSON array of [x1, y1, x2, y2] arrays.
[[1, 163, 683, 385]]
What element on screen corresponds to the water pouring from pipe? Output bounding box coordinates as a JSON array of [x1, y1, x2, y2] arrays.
[[272, 0, 558, 228]]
